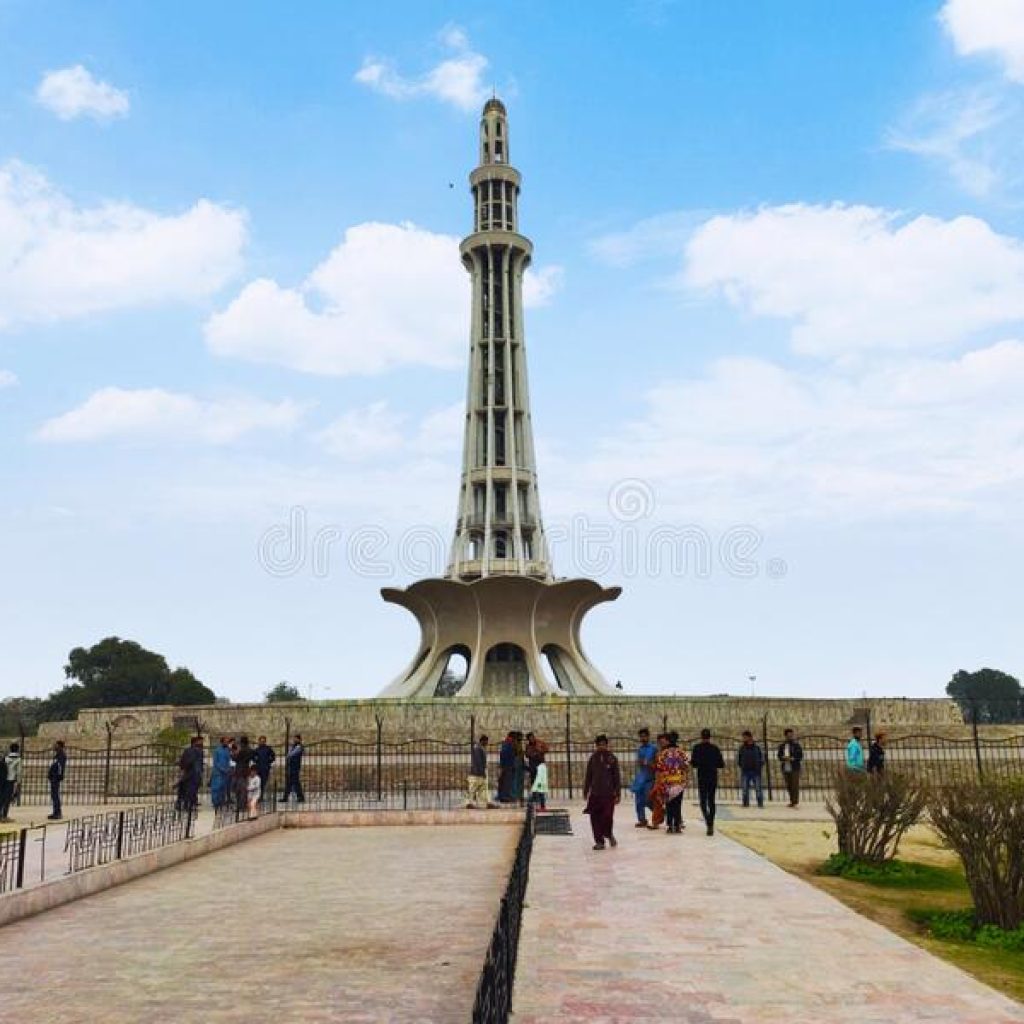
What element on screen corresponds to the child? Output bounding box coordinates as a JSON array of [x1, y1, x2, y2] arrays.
[[246, 764, 262, 819], [530, 756, 548, 812]]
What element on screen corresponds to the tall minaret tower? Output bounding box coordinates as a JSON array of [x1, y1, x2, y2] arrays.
[[448, 98, 550, 581], [379, 98, 621, 699]]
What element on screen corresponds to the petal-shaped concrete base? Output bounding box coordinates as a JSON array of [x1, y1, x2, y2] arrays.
[[378, 576, 622, 698]]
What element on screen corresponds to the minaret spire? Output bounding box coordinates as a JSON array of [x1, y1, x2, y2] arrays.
[[378, 98, 621, 700], [447, 98, 551, 581]]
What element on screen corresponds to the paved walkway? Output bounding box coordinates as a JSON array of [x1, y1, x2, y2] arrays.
[[0, 824, 517, 1023], [513, 807, 1024, 1023]]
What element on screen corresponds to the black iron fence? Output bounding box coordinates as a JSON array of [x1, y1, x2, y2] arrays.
[[64, 803, 196, 873], [472, 805, 534, 1023], [6, 713, 1024, 810]]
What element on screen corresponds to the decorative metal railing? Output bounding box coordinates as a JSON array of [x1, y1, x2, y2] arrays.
[[472, 805, 534, 1023]]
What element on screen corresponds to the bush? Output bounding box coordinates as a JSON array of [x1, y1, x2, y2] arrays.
[[911, 908, 1024, 951], [825, 770, 927, 863], [928, 778, 1024, 930]]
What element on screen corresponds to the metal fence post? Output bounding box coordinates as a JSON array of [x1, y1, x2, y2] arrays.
[[564, 702, 573, 800], [103, 722, 114, 805], [375, 715, 383, 801], [972, 702, 984, 781], [15, 828, 27, 889], [469, 713, 476, 748], [115, 810, 125, 860], [762, 714, 773, 803]]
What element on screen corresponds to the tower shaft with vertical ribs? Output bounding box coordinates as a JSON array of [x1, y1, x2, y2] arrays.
[[449, 98, 550, 581], [378, 99, 621, 700]]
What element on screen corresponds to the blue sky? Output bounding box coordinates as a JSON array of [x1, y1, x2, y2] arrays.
[[2, 0, 1024, 702]]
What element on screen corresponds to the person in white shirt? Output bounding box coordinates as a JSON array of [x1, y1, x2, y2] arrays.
[[0, 742, 21, 822], [246, 765, 262, 819]]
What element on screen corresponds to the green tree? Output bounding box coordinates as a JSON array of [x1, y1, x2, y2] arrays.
[[265, 681, 304, 703], [946, 668, 1022, 723], [38, 683, 90, 723], [65, 637, 171, 707], [166, 668, 216, 706]]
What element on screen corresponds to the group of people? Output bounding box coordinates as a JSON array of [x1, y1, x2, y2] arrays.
[[468, 723, 893, 852], [467, 731, 549, 809], [176, 733, 307, 816]]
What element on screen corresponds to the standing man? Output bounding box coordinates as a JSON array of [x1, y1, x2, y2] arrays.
[[283, 733, 305, 804], [630, 728, 658, 829], [867, 731, 886, 774], [690, 728, 725, 835], [497, 732, 516, 804], [467, 734, 493, 808], [178, 736, 204, 814], [233, 735, 255, 809], [47, 739, 67, 820], [737, 730, 764, 809], [583, 735, 621, 851], [0, 742, 22, 822], [210, 736, 232, 809], [846, 726, 866, 774], [777, 728, 804, 808], [254, 736, 277, 800]]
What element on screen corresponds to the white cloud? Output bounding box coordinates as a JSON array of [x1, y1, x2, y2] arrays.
[[36, 65, 130, 121], [0, 162, 246, 330], [683, 203, 1024, 357], [522, 265, 564, 307], [0, 369, 16, 389], [316, 400, 464, 462], [206, 221, 560, 376], [354, 25, 489, 111], [566, 340, 1024, 522], [885, 88, 1016, 198], [941, 0, 1024, 84], [590, 211, 706, 267], [37, 388, 304, 444]]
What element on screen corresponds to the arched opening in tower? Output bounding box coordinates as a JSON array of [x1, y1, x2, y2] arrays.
[[541, 644, 577, 695], [483, 642, 529, 698], [432, 645, 471, 697]]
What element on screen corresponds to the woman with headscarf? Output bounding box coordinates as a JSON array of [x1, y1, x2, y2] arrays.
[[652, 731, 689, 833]]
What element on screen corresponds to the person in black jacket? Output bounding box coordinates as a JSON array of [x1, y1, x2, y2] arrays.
[[47, 740, 67, 820], [283, 734, 305, 803], [737, 731, 764, 808], [254, 736, 276, 800], [777, 728, 804, 808], [867, 731, 886, 775], [690, 728, 725, 835]]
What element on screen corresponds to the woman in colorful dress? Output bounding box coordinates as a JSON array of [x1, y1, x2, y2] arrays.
[[652, 731, 689, 833]]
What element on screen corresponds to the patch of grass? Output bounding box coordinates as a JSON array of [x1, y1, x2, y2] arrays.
[[910, 908, 1024, 953], [820, 853, 963, 890]]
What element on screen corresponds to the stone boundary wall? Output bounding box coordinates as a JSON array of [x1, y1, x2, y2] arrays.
[[36, 695, 964, 746]]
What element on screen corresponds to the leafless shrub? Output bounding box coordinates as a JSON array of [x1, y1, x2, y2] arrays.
[[825, 770, 927, 863], [929, 779, 1024, 930]]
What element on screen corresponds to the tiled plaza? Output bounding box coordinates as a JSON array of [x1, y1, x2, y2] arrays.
[[0, 824, 518, 1024], [513, 808, 1024, 1024]]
